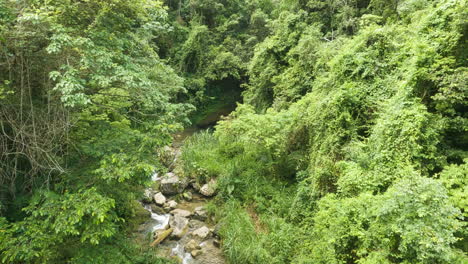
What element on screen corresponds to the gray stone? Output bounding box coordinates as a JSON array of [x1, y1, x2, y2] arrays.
[[160, 172, 189, 195], [191, 249, 203, 258], [197, 239, 226, 264], [192, 226, 210, 239], [194, 206, 208, 221], [170, 208, 192, 218], [185, 239, 201, 251], [189, 219, 206, 229], [166, 200, 178, 209], [200, 179, 217, 197], [153, 192, 166, 206], [169, 215, 189, 239]]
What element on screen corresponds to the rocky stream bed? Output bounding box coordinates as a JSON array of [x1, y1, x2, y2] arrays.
[[135, 132, 225, 264]]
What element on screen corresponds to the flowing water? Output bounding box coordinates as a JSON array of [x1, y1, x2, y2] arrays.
[[137, 103, 239, 263], [139, 119, 228, 264], [142, 204, 170, 232], [171, 243, 194, 264]]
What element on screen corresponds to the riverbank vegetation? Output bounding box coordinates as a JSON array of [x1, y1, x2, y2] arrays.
[[0, 0, 186, 263], [180, 0, 467, 263], [0, 0, 466, 263]]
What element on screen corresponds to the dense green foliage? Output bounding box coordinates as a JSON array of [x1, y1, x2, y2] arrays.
[[0, 0, 185, 262], [158, 0, 273, 120], [1, 0, 466, 263], [180, 0, 468, 263]]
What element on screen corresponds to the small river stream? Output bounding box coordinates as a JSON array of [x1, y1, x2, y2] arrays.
[[138, 107, 232, 264]]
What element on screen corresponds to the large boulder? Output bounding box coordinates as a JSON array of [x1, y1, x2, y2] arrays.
[[160, 172, 189, 195], [153, 192, 166, 206], [200, 179, 217, 197], [169, 215, 189, 238]]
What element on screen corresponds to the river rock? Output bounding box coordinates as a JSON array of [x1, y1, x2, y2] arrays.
[[191, 249, 203, 258], [192, 226, 210, 239], [160, 172, 189, 195], [150, 204, 166, 215], [200, 179, 217, 197], [153, 192, 166, 206], [194, 206, 208, 221], [170, 208, 192, 218], [189, 219, 206, 230], [166, 200, 178, 209], [169, 215, 189, 238], [185, 239, 201, 251], [197, 239, 226, 264]]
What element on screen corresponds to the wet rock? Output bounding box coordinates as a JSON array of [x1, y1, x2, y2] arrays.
[[150, 204, 166, 215], [169, 215, 189, 239], [160, 172, 189, 195], [197, 239, 226, 264], [194, 206, 208, 221], [200, 179, 217, 197], [170, 208, 192, 218], [153, 192, 166, 206], [166, 200, 178, 209], [192, 226, 210, 239], [191, 249, 203, 258], [185, 239, 201, 251], [189, 219, 206, 229]]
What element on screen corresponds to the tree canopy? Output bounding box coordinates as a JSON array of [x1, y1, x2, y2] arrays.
[[0, 0, 466, 263]]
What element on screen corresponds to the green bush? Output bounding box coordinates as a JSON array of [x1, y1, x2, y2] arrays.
[[297, 177, 462, 264]]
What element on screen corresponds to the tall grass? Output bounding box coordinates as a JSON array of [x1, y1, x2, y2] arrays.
[[181, 130, 226, 184], [181, 130, 301, 264]]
